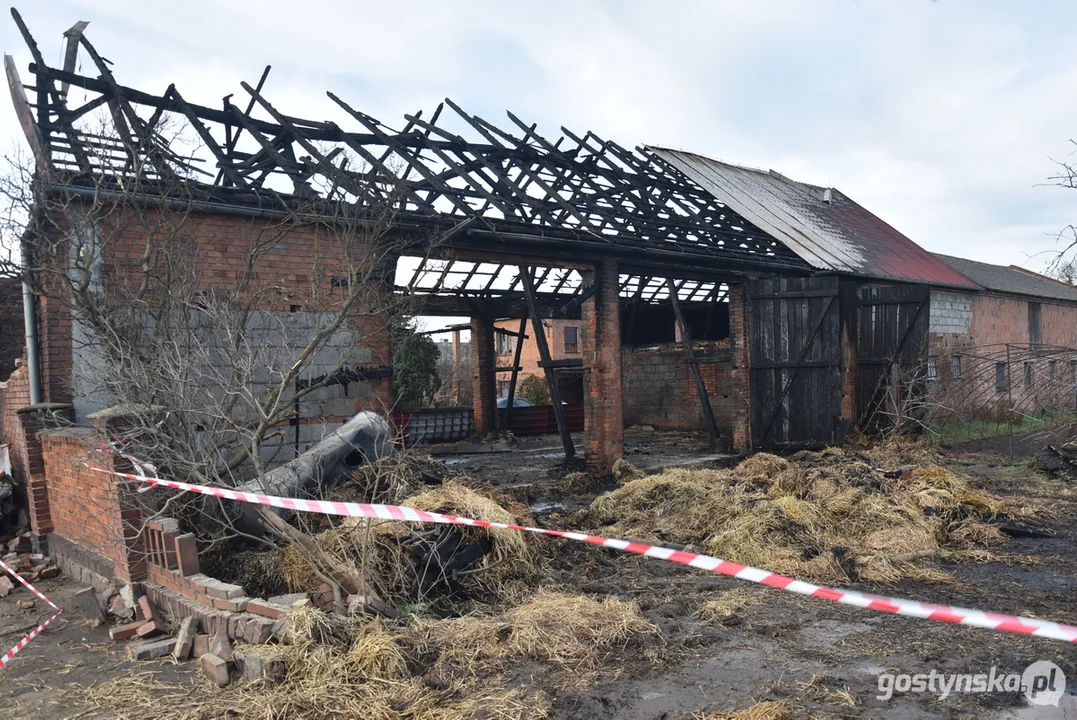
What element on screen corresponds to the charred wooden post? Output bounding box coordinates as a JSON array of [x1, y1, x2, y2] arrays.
[[502, 317, 528, 431], [520, 267, 575, 459], [667, 278, 720, 451]]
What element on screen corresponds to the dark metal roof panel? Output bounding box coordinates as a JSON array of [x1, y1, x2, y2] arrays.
[[650, 148, 978, 288], [933, 254, 1077, 303]]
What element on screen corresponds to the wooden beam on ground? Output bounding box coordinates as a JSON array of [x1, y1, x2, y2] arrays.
[[521, 266, 575, 459], [668, 278, 720, 451]]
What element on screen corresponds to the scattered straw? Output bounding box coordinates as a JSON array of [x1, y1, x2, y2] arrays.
[[695, 700, 795, 720]]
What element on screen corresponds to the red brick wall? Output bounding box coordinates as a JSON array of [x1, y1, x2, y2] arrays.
[[40, 427, 146, 582], [0, 277, 23, 381], [0, 364, 30, 483]]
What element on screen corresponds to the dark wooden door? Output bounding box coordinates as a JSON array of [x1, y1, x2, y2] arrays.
[[748, 276, 843, 449], [854, 283, 931, 433]]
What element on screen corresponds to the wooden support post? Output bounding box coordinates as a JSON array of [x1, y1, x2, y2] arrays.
[[520, 267, 575, 459], [503, 317, 528, 432], [668, 279, 720, 451]]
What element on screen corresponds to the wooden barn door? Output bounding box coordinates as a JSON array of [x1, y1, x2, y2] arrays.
[[854, 283, 931, 433], [748, 276, 843, 449]]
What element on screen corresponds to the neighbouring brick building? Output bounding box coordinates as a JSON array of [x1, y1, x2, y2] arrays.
[[926, 254, 1077, 421]]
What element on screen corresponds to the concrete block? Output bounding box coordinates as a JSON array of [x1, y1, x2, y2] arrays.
[[237, 652, 264, 680], [201, 653, 231, 687], [75, 587, 107, 623], [209, 629, 233, 662], [127, 637, 177, 661]]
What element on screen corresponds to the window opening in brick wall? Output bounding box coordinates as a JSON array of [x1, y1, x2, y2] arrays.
[[497, 380, 510, 398], [495, 332, 515, 355], [1029, 303, 1042, 348], [1024, 361, 1034, 389], [995, 362, 1009, 391], [564, 326, 579, 354], [1049, 360, 1057, 380], [951, 355, 962, 378], [927, 358, 937, 381]]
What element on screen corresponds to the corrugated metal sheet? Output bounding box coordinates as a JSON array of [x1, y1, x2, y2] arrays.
[[649, 147, 978, 288]]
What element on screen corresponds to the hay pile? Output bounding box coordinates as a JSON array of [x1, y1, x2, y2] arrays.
[[282, 481, 542, 606], [582, 441, 1014, 584]]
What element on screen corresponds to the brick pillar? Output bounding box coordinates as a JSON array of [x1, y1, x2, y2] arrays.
[[16, 402, 74, 548], [471, 316, 496, 436], [727, 284, 751, 452], [583, 260, 623, 476]]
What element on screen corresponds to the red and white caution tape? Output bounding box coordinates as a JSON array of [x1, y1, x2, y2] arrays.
[[0, 559, 62, 669], [92, 463, 1077, 644]]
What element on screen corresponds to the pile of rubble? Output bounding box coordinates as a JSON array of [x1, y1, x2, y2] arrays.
[[0, 531, 59, 598], [87, 587, 308, 688]]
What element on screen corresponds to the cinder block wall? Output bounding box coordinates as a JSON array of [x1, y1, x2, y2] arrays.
[[34, 205, 393, 462], [621, 340, 734, 435]]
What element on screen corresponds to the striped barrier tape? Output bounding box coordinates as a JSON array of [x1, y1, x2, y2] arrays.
[[92, 462, 1077, 644], [0, 559, 62, 669]]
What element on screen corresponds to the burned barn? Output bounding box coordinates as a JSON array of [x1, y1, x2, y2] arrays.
[[0, 9, 1008, 591]]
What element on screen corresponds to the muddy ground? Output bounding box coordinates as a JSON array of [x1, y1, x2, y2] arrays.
[[3, 428, 1077, 718]]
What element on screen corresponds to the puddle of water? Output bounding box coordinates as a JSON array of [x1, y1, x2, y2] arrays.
[[529, 499, 588, 514]]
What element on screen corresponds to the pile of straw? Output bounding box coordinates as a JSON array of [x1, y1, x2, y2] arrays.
[[582, 441, 1014, 584]]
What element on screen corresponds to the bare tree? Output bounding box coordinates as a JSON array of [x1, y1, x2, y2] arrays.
[[0, 125, 428, 611]]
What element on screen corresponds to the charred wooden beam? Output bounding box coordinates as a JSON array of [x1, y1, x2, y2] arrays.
[[521, 265, 574, 459], [668, 278, 720, 450]]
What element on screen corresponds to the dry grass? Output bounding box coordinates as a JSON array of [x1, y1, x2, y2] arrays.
[[581, 440, 1016, 584], [55, 590, 657, 719]]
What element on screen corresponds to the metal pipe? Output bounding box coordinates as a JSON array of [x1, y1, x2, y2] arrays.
[[20, 234, 42, 404]]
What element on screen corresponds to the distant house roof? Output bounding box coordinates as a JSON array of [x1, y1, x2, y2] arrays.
[[933, 254, 1077, 304], [648, 147, 978, 289]]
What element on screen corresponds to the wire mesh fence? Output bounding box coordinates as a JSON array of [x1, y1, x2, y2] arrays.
[[868, 343, 1077, 454]]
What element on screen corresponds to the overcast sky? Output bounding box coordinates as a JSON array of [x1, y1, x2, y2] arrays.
[[5, 0, 1077, 277]]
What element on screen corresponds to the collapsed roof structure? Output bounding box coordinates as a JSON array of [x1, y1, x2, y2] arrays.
[[6, 7, 980, 471]]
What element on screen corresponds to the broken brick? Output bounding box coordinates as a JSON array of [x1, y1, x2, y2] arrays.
[[201, 653, 230, 687], [109, 620, 144, 641]]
